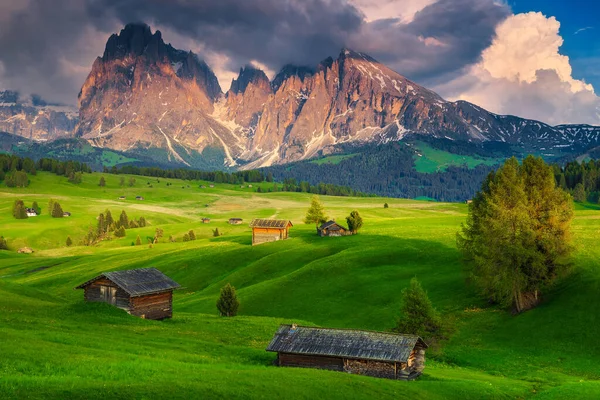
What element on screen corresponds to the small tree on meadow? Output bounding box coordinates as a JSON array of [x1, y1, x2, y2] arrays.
[[394, 278, 441, 339], [119, 210, 129, 228], [105, 210, 114, 231], [128, 177, 136, 187], [188, 230, 196, 241], [97, 213, 106, 235], [99, 176, 106, 187], [13, 200, 27, 219], [384, 203, 389, 209], [66, 236, 73, 247], [32, 201, 40, 215], [169, 235, 175, 242], [48, 199, 56, 216], [119, 177, 125, 187], [304, 195, 327, 228], [114, 226, 126, 238], [346, 210, 363, 234], [138, 216, 147, 227], [135, 235, 142, 246], [213, 228, 221, 237], [0, 236, 8, 250], [217, 283, 239, 317], [154, 228, 164, 244], [573, 183, 586, 203], [182, 233, 190, 242], [51, 202, 64, 218]]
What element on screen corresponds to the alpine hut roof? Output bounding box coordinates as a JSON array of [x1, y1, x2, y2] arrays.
[[319, 220, 344, 231], [75, 267, 181, 297], [249, 219, 293, 228], [266, 325, 427, 363]]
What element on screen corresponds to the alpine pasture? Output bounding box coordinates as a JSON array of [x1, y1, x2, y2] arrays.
[[1, 172, 599, 399]]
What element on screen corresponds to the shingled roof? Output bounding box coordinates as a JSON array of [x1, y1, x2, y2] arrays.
[[266, 325, 427, 363], [249, 219, 293, 228], [319, 220, 345, 231], [75, 268, 181, 297]]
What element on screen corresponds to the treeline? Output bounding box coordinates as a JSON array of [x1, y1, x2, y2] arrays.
[[264, 142, 496, 202], [554, 159, 600, 202], [257, 178, 368, 197], [0, 154, 92, 187]]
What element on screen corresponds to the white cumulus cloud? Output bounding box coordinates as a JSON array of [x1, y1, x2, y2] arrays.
[[438, 12, 600, 125]]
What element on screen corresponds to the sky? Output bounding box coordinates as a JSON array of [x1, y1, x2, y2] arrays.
[[0, 0, 598, 126]]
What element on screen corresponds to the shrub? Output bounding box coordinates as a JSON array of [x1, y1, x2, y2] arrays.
[[66, 236, 73, 247], [169, 235, 175, 243], [216, 283, 239, 317], [384, 203, 389, 208], [346, 210, 363, 234], [188, 230, 196, 240], [114, 226, 126, 238]]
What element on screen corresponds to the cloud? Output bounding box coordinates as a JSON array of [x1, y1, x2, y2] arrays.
[[574, 26, 593, 35], [437, 12, 600, 125], [350, 0, 437, 23]]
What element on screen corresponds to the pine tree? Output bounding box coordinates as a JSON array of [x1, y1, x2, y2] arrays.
[[573, 183, 586, 202], [216, 283, 239, 317], [304, 195, 328, 228], [105, 210, 114, 231], [114, 226, 126, 238], [51, 202, 64, 218], [188, 230, 196, 240], [457, 156, 574, 313], [32, 201, 40, 215], [0, 236, 8, 250], [97, 213, 106, 235], [182, 233, 190, 242], [128, 177, 136, 187], [384, 203, 389, 208], [395, 278, 441, 339], [66, 236, 73, 247], [135, 235, 142, 246], [12, 200, 27, 219], [169, 235, 175, 242], [99, 176, 106, 187], [119, 210, 129, 228], [346, 210, 363, 234], [138, 216, 147, 227], [119, 177, 125, 187], [48, 199, 56, 216], [213, 228, 220, 237]]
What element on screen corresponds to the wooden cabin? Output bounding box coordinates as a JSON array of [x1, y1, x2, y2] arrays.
[[202, 218, 211, 224], [229, 218, 243, 225], [119, 196, 126, 200], [266, 325, 427, 380], [63, 211, 71, 217], [317, 220, 350, 237], [26, 208, 38, 217], [75, 268, 181, 320], [135, 196, 145, 201], [249, 219, 293, 246]]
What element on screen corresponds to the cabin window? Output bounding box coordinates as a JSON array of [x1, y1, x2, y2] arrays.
[[100, 285, 117, 305]]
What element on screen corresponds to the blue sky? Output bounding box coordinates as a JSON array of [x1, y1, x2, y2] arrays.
[[511, 0, 600, 90]]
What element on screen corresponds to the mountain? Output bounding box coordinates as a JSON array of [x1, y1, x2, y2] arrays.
[[0, 90, 77, 142], [10, 23, 600, 170]]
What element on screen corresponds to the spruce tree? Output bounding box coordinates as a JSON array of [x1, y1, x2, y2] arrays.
[[135, 235, 142, 246], [216, 283, 239, 317], [384, 203, 389, 208], [48, 199, 56, 216], [119, 210, 129, 228], [0, 236, 8, 250], [213, 228, 220, 237], [114, 226, 126, 238], [395, 278, 441, 338], [457, 156, 574, 313], [138, 216, 147, 227], [182, 233, 190, 242], [13, 200, 27, 219], [304, 195, 327, 228], [52, 202, 64, 218], [573, 183, 586, 202], [105, 210, 114, 231], [188, 230, 196, 241], [32, 201, 40, 215], [97, 213, 106, 235], [66, 236, 73, 247], [99, 176, 106, 187], [346, 210, 363, 234], [119, 177, 125, 187]]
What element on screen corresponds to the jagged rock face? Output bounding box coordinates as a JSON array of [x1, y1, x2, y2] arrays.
[[75, 23, 237, 166], [0, 91, 77, 141], [224, 66, 271, 128]]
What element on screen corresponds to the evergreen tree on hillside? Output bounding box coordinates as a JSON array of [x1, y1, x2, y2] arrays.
[[128, 177, 136, 187], [66, 236, 73, 247], [48, 199, 56, 216], [105, 210, 114, 231], [394, 278, 441, 339], [304, 196, 328, 228], [138, 216, 147, 227], [97, 213, 106, 235], [182, 233, 190, 242], [12, 200, 27, 219], [188, 230, 196, 241], [99, 176, 106, 187], [119, 210, 129, 228], [384, 203, 389, 208], [119, 177, 125, 187], [135, 235, 142, 246], [213, 228, 221, 237], [51, 202, 64, 218], [31, 201, 40, 215], [346, 210, 363, 234], [217, 283, 239, 317], [114, 226, 126, 238], [0, 236, 8, 250], [457, 156, 574, 313], [573, 183, 586, 203]]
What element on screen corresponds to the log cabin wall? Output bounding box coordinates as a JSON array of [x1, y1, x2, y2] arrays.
[[129, 291, 173, 320], [252, 227, 286, 245], [343, 359, 397, 379], [83, 278, 131, 310], [278, 353, 344, 371]]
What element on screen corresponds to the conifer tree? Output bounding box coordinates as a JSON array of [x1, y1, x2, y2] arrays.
[[0, 236, 8, 250], [346, 210, 363, 234], [457, 156, 574, 313], [138, 216, 147, 227], [66, 236, 73, 247], [119, 210, 129, 228], [114, 226, 126, 238], [51, 202, 64, 218], [105, 210, 114, 231], [99, 176, 106, 187], [97, 213, 106, 235], [182, 233, 190, 242], [48, 199, 56, 216], [13, 200, 27, 219], [384, 203, 389, 208], [188, 230, 196, 241], [216, 283, 239, 317], [395, 278, 441, 338], [135, 235, 142, 246], [213, 228, 221, 237], [32, 201, 40, 215], [119, 177, 125, 187], [304, 195, 327, 228], [573, 183, 586, 202]]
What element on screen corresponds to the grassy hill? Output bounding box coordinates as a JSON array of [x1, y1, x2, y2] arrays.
[[1, 172, 599, 399]]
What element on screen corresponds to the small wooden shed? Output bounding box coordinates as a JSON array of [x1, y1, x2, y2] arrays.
[[266, 325, 427, 380], [317, 220, 350, 237], [229, 218, 243, 225], [75, 268, 181, 320], [202, 217, 211, 223], [249, 219, 293, 245]]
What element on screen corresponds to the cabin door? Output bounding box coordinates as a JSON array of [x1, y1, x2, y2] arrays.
[[100, 285, 117, 305]]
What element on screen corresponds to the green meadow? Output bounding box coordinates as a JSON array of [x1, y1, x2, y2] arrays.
[[1, 172, 599, 399]]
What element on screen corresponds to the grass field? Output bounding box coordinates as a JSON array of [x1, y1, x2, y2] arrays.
[[413, 142, 502, 173], [1, 172, 599, 399]]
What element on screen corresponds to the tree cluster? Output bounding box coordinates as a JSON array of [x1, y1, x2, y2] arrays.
[[12, 200, 28, 219]]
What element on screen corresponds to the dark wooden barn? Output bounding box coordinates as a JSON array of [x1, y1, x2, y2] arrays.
[[75, 268, 181, 320], [317, 220, 350, 237], [266, 325, 427, 380], [249, 219, 293, 245], [229, 218, 243, 225]]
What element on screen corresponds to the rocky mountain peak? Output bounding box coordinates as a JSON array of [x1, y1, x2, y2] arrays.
[[229, 66, 270, 95], [272, 65, 314, 92], [102, 23, 167, 61]]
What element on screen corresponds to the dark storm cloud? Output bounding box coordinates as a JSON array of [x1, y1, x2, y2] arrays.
[[349, 0, 511, 85], [0, 0, 510, 104]]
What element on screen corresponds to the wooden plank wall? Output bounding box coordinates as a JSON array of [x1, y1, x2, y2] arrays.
[[83, 278, 130, 310], [129, 291, 173, 320], [279, 353, 344, 371]]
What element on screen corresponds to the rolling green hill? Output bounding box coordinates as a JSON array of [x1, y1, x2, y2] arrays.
[[1, 172, 599, 399]]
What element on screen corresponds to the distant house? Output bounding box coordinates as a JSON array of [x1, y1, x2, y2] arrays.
[[18, 247, 34, 254], [202, 218, 211, 223], [75, 267, 181, 320], [229, 218, 243, 225], [266, 324, 427, 380], [119, 196, 126, 200], [200, 185, 206, 189], [317, 220, 350, 237], [248, 184, 253, 188], [63, 212, 71, 217], [249, 219, 293, 246], [25, 208, 38, 217], [209, 184, 215, 188], [136, 196, 144, 201]]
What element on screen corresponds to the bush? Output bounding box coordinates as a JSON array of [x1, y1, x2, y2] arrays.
[[216, 283, 239, 317], [346, 210, 363, 234], [169, 235, 175, 243], [114, 226, 126, 238], [188, 230, 196, 240], [384, 203, 389, 208]]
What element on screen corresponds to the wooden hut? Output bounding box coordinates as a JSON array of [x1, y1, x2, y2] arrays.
[[249, 219, 293, 245], [202, 217, 211, 224], [317, 220, 350, 237], [75, 268, 181, 320], [229, 218, 243, 225], [266, 324, 427, 380]]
